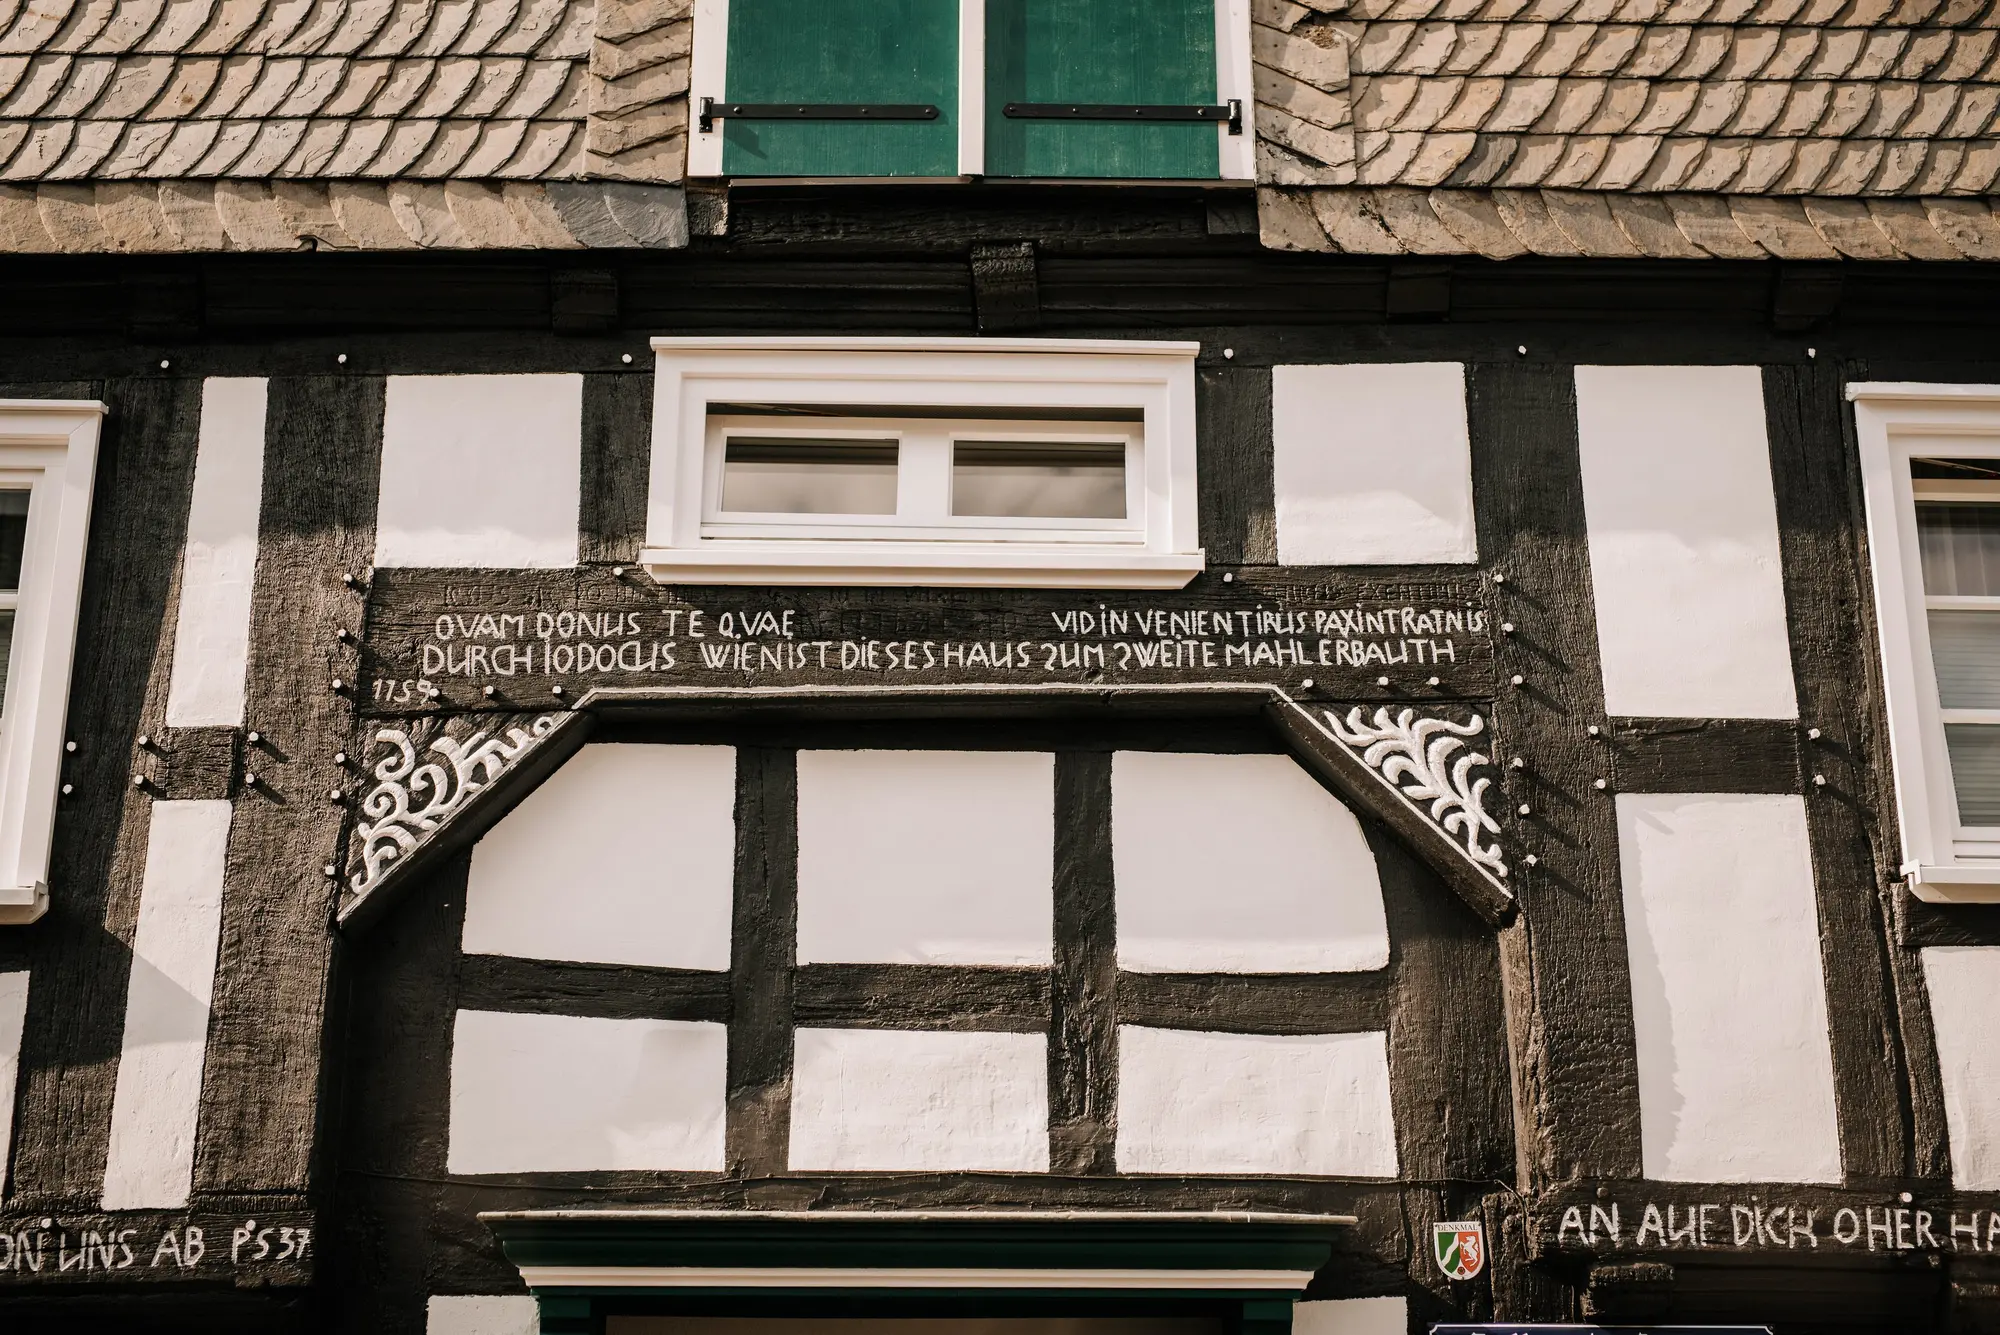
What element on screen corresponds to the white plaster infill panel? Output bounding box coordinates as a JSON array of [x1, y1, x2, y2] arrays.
[[0, 401, 104, 925], [1112, 750, 1388, 973], [1115, 1028, 1399, 1178], [788, 1028, 1051, 1173], [1921, 946, 2000, 1190], [376, 375, 583, 570], [463, 744, 736, 970], [0, 970, 26, 1191], [427, 1294, 542, 1335], [1293, 1297, 1410, 1335], [796, 749, 1053, 966], [1272, 363, 1476, 567], [1575, 365, 1798, 720], [164, 378, 266, 728], [447, 1010, 727, 1175], [102, 800, 231, 1210], [1617, 793, 1841, 1184]]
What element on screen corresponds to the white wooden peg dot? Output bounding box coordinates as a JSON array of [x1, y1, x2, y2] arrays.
[[1377, 676, 1390, 686], [1594, 778, 1607, 790], [1427, 676, 1440, 686], [622, 353, 634, 364], [1813, 774, 1827, 787], [1518, 803, 1531, 816], [247, 730, 260, 744], [1524, 853, 1539, 866], [328, 789, 344, 804], [483, 685, 496, 698], [1808, 727, 1821, 740], [1300, 679, 1313, 690], [64, 740, 75, 753], [1510, 674, 1524, 686]]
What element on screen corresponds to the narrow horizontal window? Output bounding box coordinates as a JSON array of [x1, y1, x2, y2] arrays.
[[951, 441, 1125, 519], [721, 438, 900, 516], [701, 412, 1141, 542], [646, 338, 1203, 588]]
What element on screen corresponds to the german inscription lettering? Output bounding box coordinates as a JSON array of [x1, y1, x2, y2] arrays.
[[1543, 1197, 2000, 1255], [0, 1214, 313, 1285], [360, 570, 1494, 713]]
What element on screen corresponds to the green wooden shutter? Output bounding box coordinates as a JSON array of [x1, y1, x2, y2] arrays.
[[984, 0, 1220, 180], [722, 0, 958, 178]]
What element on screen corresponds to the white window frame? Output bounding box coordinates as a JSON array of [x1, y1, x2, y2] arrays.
[[0, 401, 104, 925], [1852, 383, 2000, 901], [644, 338, 1204, 588], [685, 0, 1255, 183]]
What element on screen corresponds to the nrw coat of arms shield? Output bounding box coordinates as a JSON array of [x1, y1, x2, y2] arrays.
[[1432, 1220, 1485, 1280]]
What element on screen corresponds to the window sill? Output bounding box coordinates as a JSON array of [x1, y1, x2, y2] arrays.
[[639, 543, 1206, 589], [0, 881, 46, 925], [1907, 863, 2000, 902]]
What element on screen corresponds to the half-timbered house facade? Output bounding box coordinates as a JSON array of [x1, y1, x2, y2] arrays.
[[2, 0, 2000, 1331]]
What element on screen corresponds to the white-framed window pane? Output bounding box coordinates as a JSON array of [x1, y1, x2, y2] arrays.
[[0, 611, 13, 715], [1946, 724, 2000, 826], [0, 490, 26, 716], [951, 441, 1125, 518], [0, 491, 25, 591], [1930, 609, 2000, 709], [720, 437, 900, 515], [1919, 501, 2000, 596]]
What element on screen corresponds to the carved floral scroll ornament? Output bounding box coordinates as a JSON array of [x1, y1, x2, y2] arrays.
[[1318, 705, 1507, 883], [347, 715, 559, 899]]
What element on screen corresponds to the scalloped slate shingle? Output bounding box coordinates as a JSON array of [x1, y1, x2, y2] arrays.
[[1254, 0, 2000, 194], [0, 0, 689, 183]]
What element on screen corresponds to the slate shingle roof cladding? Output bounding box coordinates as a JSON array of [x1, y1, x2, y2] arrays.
[[0, 0, 1994, 253], [0, 0, 690, 247], [1254, 0, 2000, 254], [1257, 0, 2000, 193]]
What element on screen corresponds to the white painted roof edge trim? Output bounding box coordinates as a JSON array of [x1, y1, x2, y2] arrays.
[[649, 337, 1203, 356], [482, 1208, 1358, 1223], [0, 401, 109, 415], [513, 1266, 1322, 1290], [1847, 383, 2000, 403]]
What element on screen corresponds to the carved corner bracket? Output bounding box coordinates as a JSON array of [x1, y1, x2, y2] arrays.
[[1268, 696, 1513, 926], [337, 709, 593, 933]]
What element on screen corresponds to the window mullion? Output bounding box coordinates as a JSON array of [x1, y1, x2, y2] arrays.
[[898, 425, 953, 524]]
